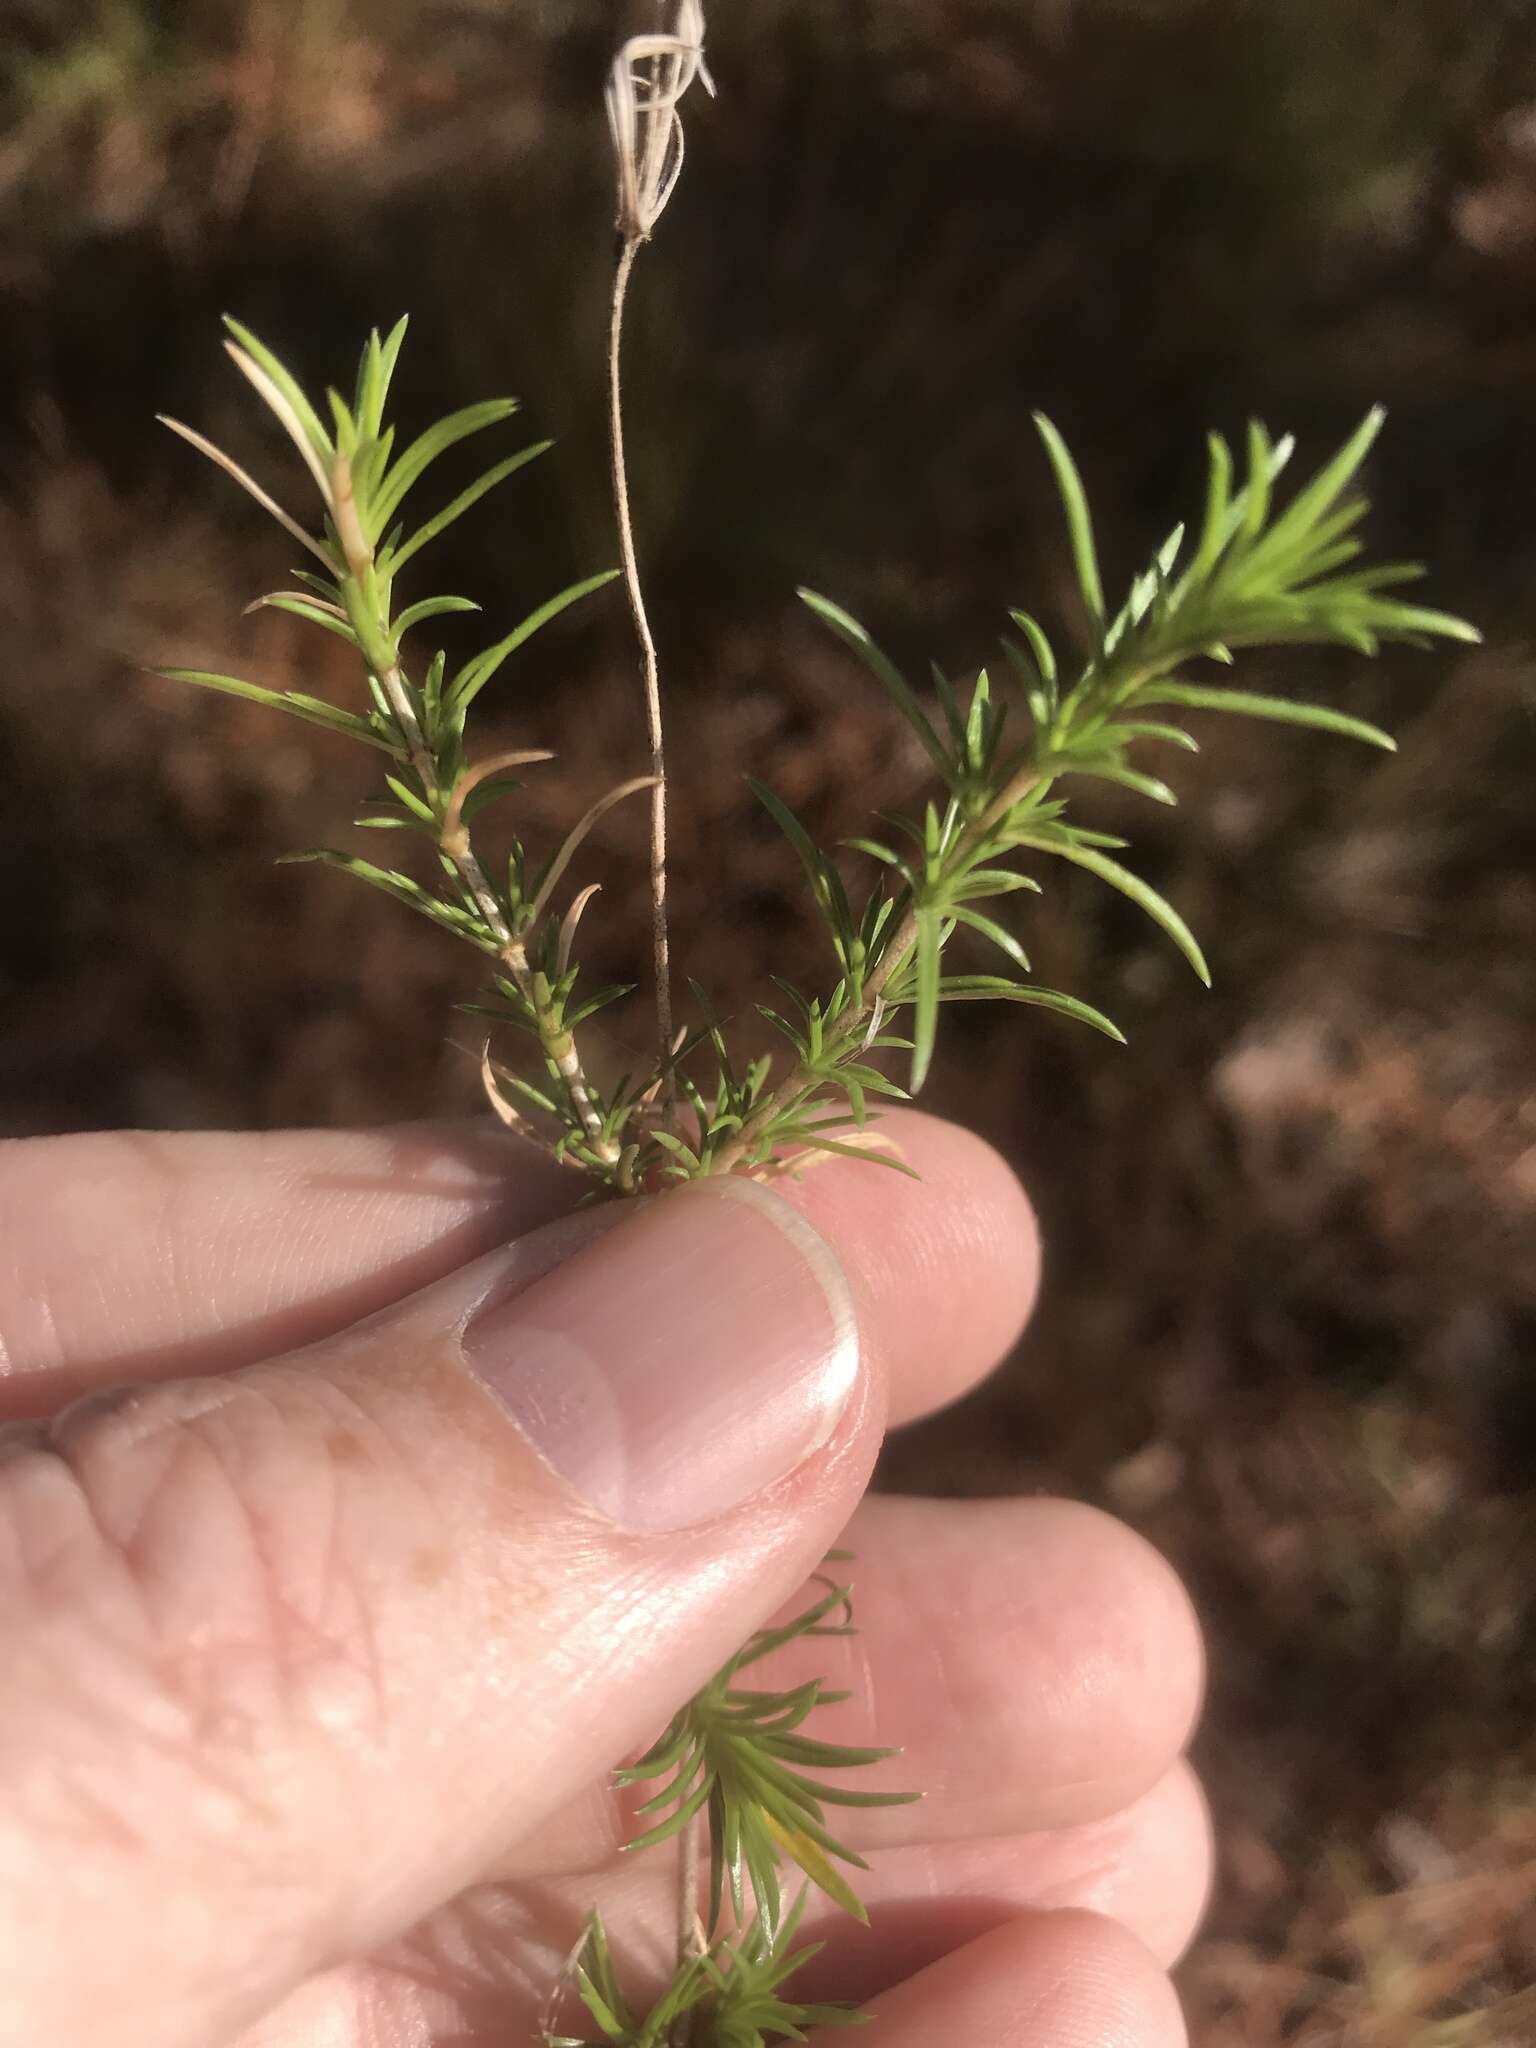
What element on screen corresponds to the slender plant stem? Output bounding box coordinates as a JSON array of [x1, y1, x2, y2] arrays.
[[678, 1811, 705, 1972], [335, 470, 619, 1164], [389, 671, 618, 1160], [606, 58, 700, 2027], [709, 768, 1044, 1176], [706, 900, 919, 1178], [712, 650, 1199, 1176], [666, 1813, 707, 2048], [607, 232, 678, 1121]]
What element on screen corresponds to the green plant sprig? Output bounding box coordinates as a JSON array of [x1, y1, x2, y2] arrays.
[[159, 316, 654, 1184], [156, 22, 1480, 2040], [159, 312, 1480, 2048], [157, 326, 1476, 1206], [617, 1577, 918, 1937], [673, 408, 1478, 1181], [548, 1891, 862, 2048]]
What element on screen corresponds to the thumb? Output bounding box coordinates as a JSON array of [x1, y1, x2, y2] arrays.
[[0, 1178, 875, 2048]]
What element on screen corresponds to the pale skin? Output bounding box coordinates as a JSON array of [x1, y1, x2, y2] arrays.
[[0, 1109, 1211, 2048]]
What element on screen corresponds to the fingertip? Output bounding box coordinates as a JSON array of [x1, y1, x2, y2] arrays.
[[1147, 1762, 1216, 1966], [842, 1496, 1205, 1836], [1012, 1500, 1206, 1820], [1080, 1499, 1207, 1753], [1010, 1912, 1189, 2048], [848, 1909, 1187, 2048], [1001, 1759, 1215, 1969], [778, 1109, 1040, 1425]]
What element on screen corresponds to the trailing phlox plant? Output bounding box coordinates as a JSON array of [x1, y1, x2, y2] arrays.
[[157, 6, 1477, 2041]]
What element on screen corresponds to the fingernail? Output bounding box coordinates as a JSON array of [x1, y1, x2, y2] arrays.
[[462, 1179, 859, 1531]]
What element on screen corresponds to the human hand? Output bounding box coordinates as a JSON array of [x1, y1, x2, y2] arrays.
[[0, 1110, 1208, 2047]]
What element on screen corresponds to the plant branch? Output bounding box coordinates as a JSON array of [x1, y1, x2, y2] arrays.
[[708, 765, 1043, 1177], [674, 1815, 705, 2048], [608, 233, 678, 1125], [711, 409, 1478, 1183], [334, 462, 621, 1165]]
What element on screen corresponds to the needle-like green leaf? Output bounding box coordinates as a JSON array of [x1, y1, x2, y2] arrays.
[[1014, 835, 1211, 984], [1033, 412, 1106, 629], [156, 668, 395, 752], [450, 571, 621, 710]]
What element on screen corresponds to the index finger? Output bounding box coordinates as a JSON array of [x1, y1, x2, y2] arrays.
[[0, 1110, 1038, 1426], [0, 1121, 577, 1413]]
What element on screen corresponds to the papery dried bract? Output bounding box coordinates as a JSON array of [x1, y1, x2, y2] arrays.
[[605, 0, 715, 242]]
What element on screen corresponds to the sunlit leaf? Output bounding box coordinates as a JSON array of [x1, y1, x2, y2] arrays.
[[1138, 682, 1397, 749], [279, 850, 498, 949], [451, 571, 621, 708], [799, 589, 949, 773], [389, 442, 554, 570], [371, 397, 522, 535], [1014, 834, 1210, 984], [157, 668, 394, 752], [1033, 413, 1105, 629]]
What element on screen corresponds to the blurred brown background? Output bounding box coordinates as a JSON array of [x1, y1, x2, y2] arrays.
[[1, 1, 1533, 2038]]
